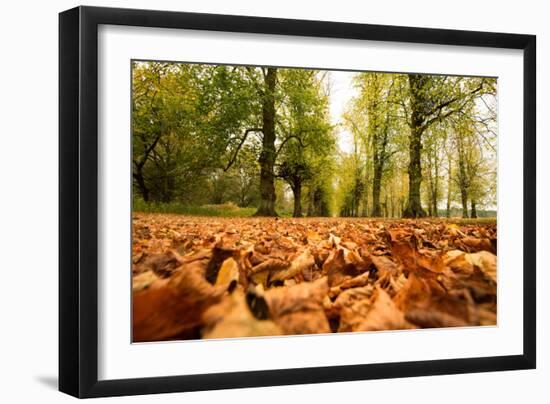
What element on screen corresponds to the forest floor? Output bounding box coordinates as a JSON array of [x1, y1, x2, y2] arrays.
[[132, 213, 497, 342]]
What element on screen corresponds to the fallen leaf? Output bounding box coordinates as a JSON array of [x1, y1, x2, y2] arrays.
[[215, 257, 240, 292], [132, 250, 225, 342], [271, 249, 317, 283], [202, 291, 282, 339], [357, 287, 416, 332], [266, 277, 330, 335], [132, 270, 158, 293]]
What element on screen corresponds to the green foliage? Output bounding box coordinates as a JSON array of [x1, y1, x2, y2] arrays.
[[131, 61, 497, 218], [276, 69, 336, 217], [132, 62, 259, 204]]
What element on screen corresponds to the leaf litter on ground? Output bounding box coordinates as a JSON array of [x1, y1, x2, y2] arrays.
[[132, 213, 497, 342]]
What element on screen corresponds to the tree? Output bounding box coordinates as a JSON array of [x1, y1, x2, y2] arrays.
[[276, 69, 334, 217], [403, 75, 489, 217], [132, 62, 260, 204], [335, 148, 364, 217], [358, 74, 406, 216], [444, 141, 454, 218], [448, 83, 497, 218], [343, 73, 408, 217], [251, 67, 278, 216], [450, 116, 496, 218], [423, 122, 447, 216], [233, 145, 261, 207], [132, 62, 170, 202], [341, 106, 369, 217]]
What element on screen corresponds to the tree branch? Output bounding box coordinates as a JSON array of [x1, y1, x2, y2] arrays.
[[276, 134, 304, 155], [223, 128, 263, 171], [135, 130, 163, 170], [422, 83, 484, 128]]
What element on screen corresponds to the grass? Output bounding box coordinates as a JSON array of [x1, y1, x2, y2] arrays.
[[133, 200, 256, 217], [445, 217, 497, 225], [134, 200, 496, 223]]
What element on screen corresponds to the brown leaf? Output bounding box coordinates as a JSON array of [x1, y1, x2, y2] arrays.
[[456, 237, 496, 254], [205, 246, 236, 284], [323, 248, 370, 287], [338, 270, 372, 290], [334, 285, 375, 332], [394, 241, 448, 276], [468, 251, 497, 282], [202, 291, 282, 339], [137, 250, 184, 278], [441, 250, 497, 305], [132, 270, 158, 293], [270, 249, 317, 283], [266, 277, 330, 335], [405, 307, 469, 328], [249, 258, 289, 286], [371, 255, 401, 277], [215, 257, 240, 292], [355, 287, 415, 332], [394, 274, 475, 328], [132, 251, 225, 342]]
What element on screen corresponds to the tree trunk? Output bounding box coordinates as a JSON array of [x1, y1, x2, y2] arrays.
[[431, 154, 439, 217], [255, 68, 278, 216], [432, 200, 438, 217], [431, 187, 438, 217], [239, 182, 248, 207], [362, 158, 370, 216], [470, 200, 477, 219], [403, 75, 427, 218], [291, 181, 302, 218], [446, 154, 452, 218], [460, 191, 469, 218], [361, 182, 369, 216], [307, 188, 315, 216], [371, 165, 383, 216], [313, 188, 327, 217], [456, 135, 469, 219], [133, 168, 150, 202], [352, 174, 362, 217], [390, 189, 395, 218], [426, 166, 433, 217], [403, 125, 426, 217]]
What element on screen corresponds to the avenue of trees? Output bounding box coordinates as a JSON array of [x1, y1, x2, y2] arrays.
[[132, 61, 497, 218]]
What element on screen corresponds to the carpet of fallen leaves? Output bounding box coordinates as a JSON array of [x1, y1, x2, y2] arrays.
[[132, 213, 497, 342]]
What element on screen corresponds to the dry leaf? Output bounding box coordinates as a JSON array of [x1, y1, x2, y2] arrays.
[[202, 291, 282, 339], [266, 277, 330, 334], [132, 250, 225, 342], [215, 257, 240, 292], [357, 287, 415, 332], [132, 270, 158, 293], [271, 249, 316, 283]]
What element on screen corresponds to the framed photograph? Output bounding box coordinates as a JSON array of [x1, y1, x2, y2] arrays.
[[59, 6, 536, 398]]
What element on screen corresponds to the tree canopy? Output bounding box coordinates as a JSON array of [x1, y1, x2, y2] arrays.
[[132, 61, 497, 218]]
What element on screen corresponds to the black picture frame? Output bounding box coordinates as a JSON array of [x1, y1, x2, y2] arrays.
[[59, 5, 536, 398]]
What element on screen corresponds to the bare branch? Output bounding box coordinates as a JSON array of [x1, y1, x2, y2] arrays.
[[223, 128, 263, 171]]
